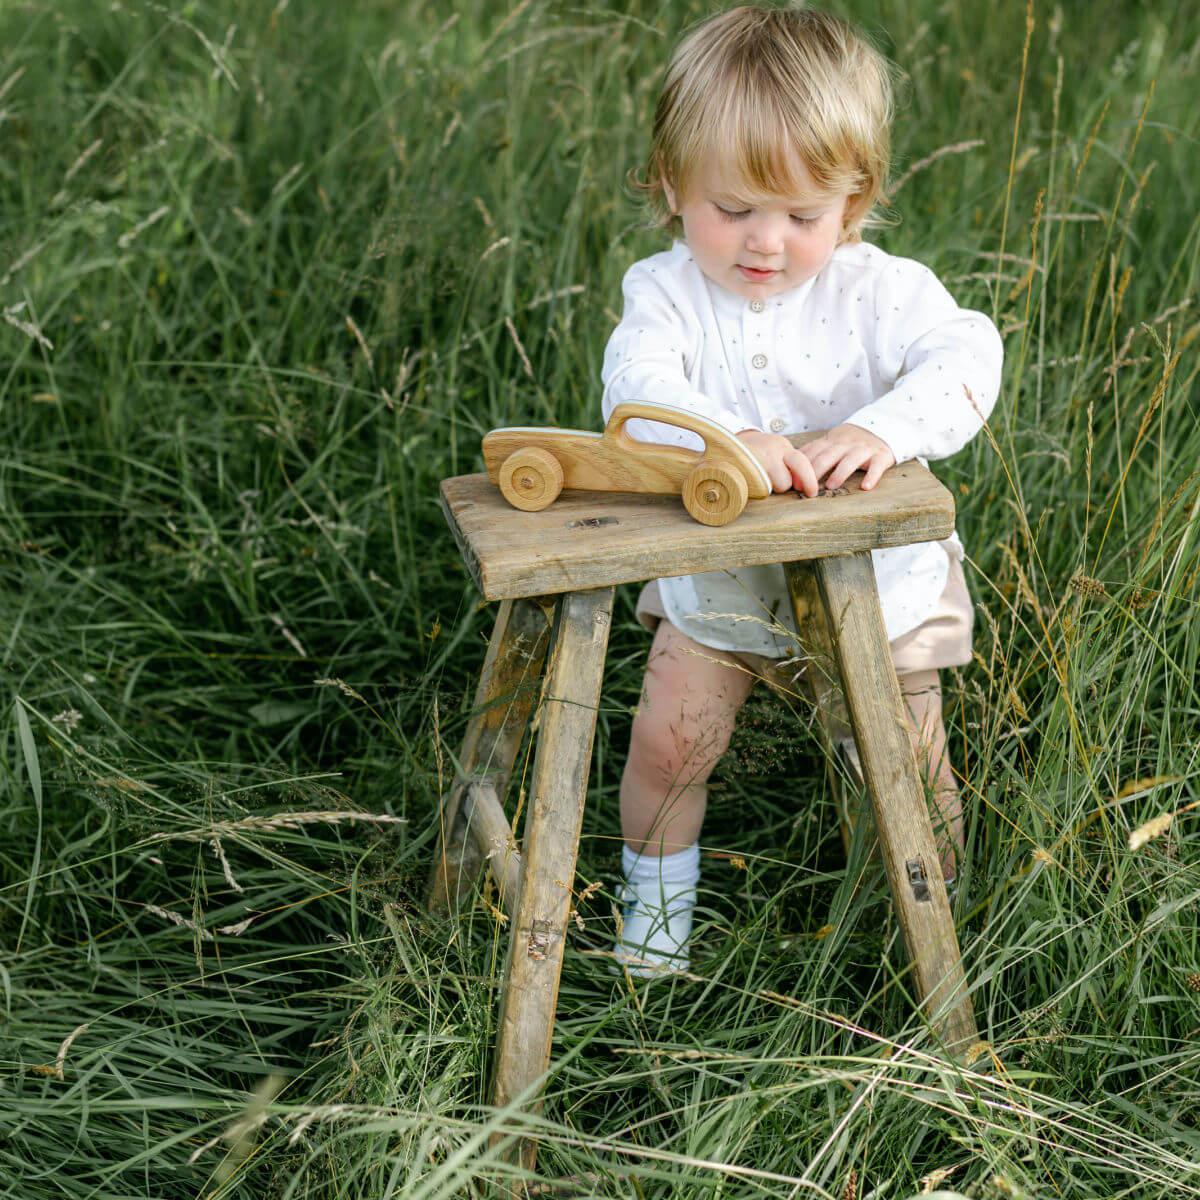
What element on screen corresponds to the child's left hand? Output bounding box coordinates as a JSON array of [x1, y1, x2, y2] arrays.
[[799, 424, 896, 492]]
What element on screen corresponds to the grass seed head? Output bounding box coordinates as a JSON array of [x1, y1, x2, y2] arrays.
[[1069, 572, 1108, 599]]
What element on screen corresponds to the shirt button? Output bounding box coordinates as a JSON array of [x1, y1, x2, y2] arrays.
[[749, 299, 765, 313], [751, 353, 768, 369], [769, 417, 786, 433]]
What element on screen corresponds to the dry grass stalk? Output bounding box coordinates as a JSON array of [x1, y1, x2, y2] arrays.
[[3, 302, 53, 350], [890, 139, 984, 194], [344, 314, 374, 371], [994, 0, 1035, 306], [210, 836, 245, 893], [505, 316, 535, 378], [117, 205, 169, 250], [144, 810, 407, 847], [143, 903, 257, 940], [63, 137, 103, 184], [271, 162, 302, 196], [28, 1023, 93, 1081], [0, 66, 25, 104], [1128, 813, 1173, 850], [1129, 799, 1198, 851], [187, 1075, 285, 1170], [1007, 187, 1044, 304], [920, 1163, 962, 1192], [314, 676, 365, 702], [270, 612, 308, 657], [479, 235, 511, 262], [1073, 98, 1110, 190], [3, 236, 52, 285]]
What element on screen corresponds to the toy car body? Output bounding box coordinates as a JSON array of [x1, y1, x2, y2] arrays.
[[481, 400, 772, 526]]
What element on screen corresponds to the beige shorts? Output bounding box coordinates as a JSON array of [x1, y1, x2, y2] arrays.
[[634, 552, 974, 683]]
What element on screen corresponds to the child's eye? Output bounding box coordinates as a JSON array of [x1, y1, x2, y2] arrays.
[[790, 215, 817, 227], [714, 204, 751, 222]]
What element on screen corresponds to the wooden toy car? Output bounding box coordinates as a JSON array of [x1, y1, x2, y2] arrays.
[[481, 400, 772, 526]]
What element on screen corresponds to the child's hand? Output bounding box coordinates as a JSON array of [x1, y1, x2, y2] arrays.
[[799, 425, 896, 492], [736, 429, 819, 497]]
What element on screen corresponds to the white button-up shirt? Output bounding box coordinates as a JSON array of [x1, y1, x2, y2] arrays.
[[600, 238, 1004, 655]]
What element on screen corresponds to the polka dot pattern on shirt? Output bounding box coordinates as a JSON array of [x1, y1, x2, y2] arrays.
[[599, 239, 1003, 652]]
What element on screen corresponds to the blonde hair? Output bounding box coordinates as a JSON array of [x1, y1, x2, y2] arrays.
[[632, 5, 899, 242]]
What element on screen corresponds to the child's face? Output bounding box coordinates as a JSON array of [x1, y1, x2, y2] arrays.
[[663, 155, 851, 301]]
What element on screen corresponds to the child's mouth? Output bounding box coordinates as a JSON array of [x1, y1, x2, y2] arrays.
[[738, 266, 778, 281]]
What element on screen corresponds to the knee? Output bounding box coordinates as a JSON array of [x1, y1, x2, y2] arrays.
[[626, 697, 737, 790], [899, 669, 943, 732]]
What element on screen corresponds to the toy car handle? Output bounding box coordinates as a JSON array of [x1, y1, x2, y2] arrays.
[[604, 400, 772, 497]]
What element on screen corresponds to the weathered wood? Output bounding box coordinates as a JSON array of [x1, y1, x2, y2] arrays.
[[441, 452, 955, 601], [426, 597, 552, 916], [783, 562, 874, 861], [482, 400, 770, 503], [812, 552, 978, 1050], [489, 586, 614, 1173], [461, 781, 523, 910]]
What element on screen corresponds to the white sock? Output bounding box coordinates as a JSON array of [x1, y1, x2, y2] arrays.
[[612, 841, 700, 976]]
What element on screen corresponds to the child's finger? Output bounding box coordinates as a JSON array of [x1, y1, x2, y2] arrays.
[[799, 435, 828, 463], [785, 448, 819, 497], [762, 456, 792, 493], [800, 444, 836, 484], [743, 440, 791, 492], [753, 453, 792, 492], [860, 453, 890, 491], [825, 448, 869, 491]]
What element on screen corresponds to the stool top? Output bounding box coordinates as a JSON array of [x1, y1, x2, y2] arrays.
[[440, 460, 954, 601]]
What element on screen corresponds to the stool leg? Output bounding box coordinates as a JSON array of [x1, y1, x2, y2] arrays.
[[426, 597, 553, 916], [783, 562, 874, 861], [489, 586, 614, 1175], [809, 552, 979, 1052]]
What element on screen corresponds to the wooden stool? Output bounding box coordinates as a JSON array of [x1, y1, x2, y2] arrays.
[[427, 458, 979, 1172]]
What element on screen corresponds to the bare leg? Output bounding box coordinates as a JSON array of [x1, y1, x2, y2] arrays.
[[621, 619, 757, 856], [902, 669, 964, 881], [841, 667, 963, 880]]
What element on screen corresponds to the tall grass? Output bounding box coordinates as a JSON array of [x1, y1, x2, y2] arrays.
[[1, 1, 1198, 1196]]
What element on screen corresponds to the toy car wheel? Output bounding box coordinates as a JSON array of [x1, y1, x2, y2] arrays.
[[498, 447, 564, 512], [682, 461, 748, 526]]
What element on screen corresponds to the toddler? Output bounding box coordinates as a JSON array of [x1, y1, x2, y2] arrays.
[[601, 5, 1003, 976]]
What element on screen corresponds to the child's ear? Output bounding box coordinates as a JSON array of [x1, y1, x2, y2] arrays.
[[840, 193, 863, 241], [660, 175, 679, 215]]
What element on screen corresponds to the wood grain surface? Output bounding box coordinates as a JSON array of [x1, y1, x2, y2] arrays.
[[460, 780, 523, 911], [489, 586, 614, 1171], [784, 561, 865, 861], [812, 553, 979, 1050], [425, 597, 552, 915], [442, 456, 955, 600]]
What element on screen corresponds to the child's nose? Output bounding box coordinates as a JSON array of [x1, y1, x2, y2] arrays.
[[744, 215, 787, 256]]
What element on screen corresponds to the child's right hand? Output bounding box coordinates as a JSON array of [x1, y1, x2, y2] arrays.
[[736, 429, 819, 498]]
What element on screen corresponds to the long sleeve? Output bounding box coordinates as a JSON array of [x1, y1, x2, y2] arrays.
[[601, 259, 751, 449], [609, 240, 994, 658], [842, 258, 1003, 465]]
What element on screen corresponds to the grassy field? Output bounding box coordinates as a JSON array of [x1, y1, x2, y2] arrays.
[[1, 0, 1198, 1196]]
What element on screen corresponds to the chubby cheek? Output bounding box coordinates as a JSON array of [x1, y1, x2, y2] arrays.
[[687, 211, 738, 259], [790, 228, 839, 272]]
